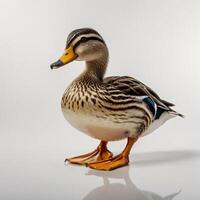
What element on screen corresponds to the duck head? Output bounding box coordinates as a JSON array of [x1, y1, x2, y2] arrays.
[[50, 28, 107, 69]]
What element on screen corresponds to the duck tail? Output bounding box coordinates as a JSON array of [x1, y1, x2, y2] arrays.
[[168, 110, 185, 118]]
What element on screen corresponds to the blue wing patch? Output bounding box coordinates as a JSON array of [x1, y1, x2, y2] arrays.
[[138, 96, 157, 118]]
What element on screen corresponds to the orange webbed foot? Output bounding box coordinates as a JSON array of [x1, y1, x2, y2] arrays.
[[65, 141, 113, 165], [87, 154, 129, 171]]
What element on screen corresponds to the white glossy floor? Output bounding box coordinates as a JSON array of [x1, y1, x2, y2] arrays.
[[1, 149, 200, 200]]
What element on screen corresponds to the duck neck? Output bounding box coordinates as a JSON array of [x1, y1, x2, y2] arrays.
[[84, 47, 109, 81]]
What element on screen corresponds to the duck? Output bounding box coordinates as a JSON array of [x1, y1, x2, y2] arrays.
[[50, 28, 183, 171]]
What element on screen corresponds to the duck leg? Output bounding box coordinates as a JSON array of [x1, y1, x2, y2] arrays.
[[87, 137, 137, 171], [65, 141, 113, 165]]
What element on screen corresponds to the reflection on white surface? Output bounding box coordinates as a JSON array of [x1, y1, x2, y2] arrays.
[[1, 149, 200, 200], [82, 150, 200, 200], [83, 167, 180, 200]]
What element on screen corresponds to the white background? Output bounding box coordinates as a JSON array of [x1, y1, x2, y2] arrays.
[[0, 0, 200, 199]]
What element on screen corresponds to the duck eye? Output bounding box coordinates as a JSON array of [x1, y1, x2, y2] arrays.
[[81, 37, 88, 42]]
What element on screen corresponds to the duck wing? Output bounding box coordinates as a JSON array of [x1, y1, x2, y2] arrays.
[[103, 76, 183, 119], [104, 76, 172, 108]]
